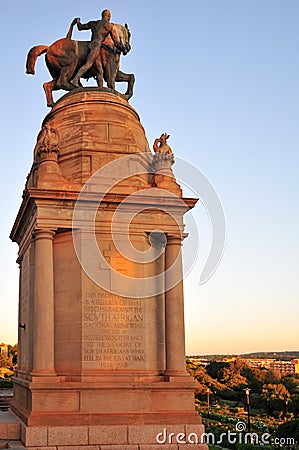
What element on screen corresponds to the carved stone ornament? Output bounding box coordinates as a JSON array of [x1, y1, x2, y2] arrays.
[[152, 133, 175, 174], [153, 133, 173, 155], [34, 124, 59, 161]]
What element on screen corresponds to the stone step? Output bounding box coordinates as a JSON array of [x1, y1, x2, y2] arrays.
[[0, 439, 8, 449], [0, 404, 10, 412], [6, 441, 26, 449], [0, 411, 21, 441], [0, 397, 11, 412]]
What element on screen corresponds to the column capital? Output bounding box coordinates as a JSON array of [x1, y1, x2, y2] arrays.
[[33, 228, 56, 240], [149, 231, 167, 249], [166, 235, 182, 246]]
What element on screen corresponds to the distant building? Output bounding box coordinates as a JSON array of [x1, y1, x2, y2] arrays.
[[247, 359, 275, 369], [223, 357, 237, 363], [269, 359, 299, 375], [187, 357, 209, 367], [246, 358, 299, 374]]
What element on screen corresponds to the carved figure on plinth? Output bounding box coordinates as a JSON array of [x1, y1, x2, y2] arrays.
[[152, 133, 175, 175], [153, 133, 173, 155], [152, 133, 181, 195], [32, 124, 63, 186], [34, 124, 59, 161], [26, 10, 134, 107]]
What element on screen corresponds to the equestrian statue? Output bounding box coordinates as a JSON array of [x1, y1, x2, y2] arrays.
[[26, 9, 135, 107]]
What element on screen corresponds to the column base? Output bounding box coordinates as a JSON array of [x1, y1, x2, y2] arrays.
[[164, 370, 195, 382], [30, 369, 57, 376], [29, 370, 59, 383]]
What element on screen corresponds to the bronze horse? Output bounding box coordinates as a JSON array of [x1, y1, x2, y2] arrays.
[[26, 21, 135, 107]]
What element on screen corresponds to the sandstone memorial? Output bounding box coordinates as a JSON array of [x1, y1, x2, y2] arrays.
[[2, 9, 207, 449]]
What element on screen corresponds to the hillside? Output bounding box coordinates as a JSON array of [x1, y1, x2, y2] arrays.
[[188, 351, 299, 361]]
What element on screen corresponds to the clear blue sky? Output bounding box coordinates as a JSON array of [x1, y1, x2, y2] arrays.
[[1, 0, 298, 354]]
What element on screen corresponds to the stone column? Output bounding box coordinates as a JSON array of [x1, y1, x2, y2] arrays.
[[149, 232, 167, 372], [16, 256, 23, 376], [31, 229, 56, 376], [164, 235, 187, 377]]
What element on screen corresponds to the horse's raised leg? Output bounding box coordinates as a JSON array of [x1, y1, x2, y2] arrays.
[[115, 70, 135, 100], [43, 80, 58, 107]]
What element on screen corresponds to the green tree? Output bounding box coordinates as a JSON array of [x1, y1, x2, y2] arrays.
[[0, 353, 10, 369], [240, 366, 263, 393], [8, 344, 18, 366], [262, 368, 281, 384], [261, 383, 290, 416], [206, 361, 228, 381], [289, 393, 299, 417], [281, 374, 299, 395], [186, 359, 226, 398], [276, 418, 299, 443]]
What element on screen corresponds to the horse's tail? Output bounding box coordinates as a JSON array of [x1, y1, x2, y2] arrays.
[[26, 45, 49, 75], [66, 21, 75, 39]]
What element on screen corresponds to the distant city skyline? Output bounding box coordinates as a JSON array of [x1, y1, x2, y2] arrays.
[[1, 0, 298, 354]]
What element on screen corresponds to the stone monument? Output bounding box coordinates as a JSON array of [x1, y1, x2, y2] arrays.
[[5, 10, 207, 449]]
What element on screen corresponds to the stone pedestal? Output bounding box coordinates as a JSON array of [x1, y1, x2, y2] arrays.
[[9, 88, 206, 449]]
